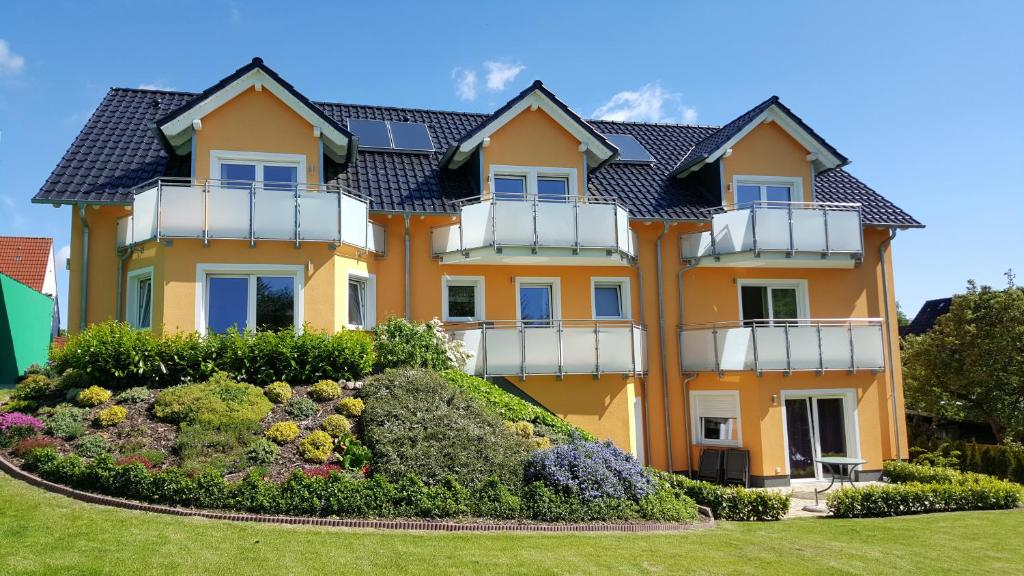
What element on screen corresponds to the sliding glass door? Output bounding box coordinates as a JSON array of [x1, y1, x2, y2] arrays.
[[784, 395, 850, 481]]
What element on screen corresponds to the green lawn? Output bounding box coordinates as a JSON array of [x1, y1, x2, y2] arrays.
[[0, 474, 1021, 575]]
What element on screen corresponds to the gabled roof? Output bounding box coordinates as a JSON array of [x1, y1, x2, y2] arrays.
[[0, 237, 52, 293], [670, 96, 849, 178], [440, 80, 618, 170], [901, 297, 953, 337], [156, 58, 355, 162]]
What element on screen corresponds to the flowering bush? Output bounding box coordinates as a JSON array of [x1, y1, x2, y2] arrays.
[[264, 422, 300, 444], [96, 406, 128, 427], [299, 430, 334, 463], [320, 415, 351, 438], [116, 454, 154, 469], [11, 435, 56, 457], [372, 317, 468, 372], [302, 463, 341, 478], [524, 439, 656, 503], [335, 397, 364, 417], [264, 381, 292, 404], [308, 380, 340, 402], [76, 386, 112, 407], [0, 412, 45, 435]]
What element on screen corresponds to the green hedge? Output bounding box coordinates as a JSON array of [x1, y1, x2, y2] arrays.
[[827, 461, 1022, 518], [913, 441, 1024, 484], [442, 370, 595, 442], [49, 322, 373, 389], [20, 448, 698, 523], [655, 471, 791, 521]]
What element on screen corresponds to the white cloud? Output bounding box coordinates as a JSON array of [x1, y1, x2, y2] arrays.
[[483, 61, 525, 92], [0, 39, 25, 76], [452, 68, 477, 101], [56, 244, 70, 264], [138, 82, 175, 91], [593, 83, 698, 124]]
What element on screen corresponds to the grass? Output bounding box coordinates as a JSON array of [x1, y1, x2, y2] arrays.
[[0, 475, 1021, 575]]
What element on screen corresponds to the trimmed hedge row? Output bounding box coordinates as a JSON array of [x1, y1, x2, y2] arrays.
[[915, 440, 1024, 484], [656, 471, 791, 521], [21, 448, 698, 523], [50, 322, 373, 389], [827, 461, 1022, 518]]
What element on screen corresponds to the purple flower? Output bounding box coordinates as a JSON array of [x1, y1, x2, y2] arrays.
[[0, 412, 45, 432], [524, 438, 655, 502]]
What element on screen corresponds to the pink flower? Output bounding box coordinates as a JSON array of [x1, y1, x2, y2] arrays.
[[0, 412, 44, 432]]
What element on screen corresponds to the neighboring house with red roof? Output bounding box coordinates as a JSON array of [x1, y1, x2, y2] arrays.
[[0, 236, 60, 337]]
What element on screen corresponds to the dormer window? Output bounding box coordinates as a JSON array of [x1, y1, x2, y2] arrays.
[[213, 151, 305, 190], [733, 176, 802, 207], [490, 166, 577, 203]]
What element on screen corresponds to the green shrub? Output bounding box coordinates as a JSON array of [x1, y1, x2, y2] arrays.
[[335, 397, 364, 417], [115, 387, 150, 404], [264, 381, 292, 404], [76, 434, 112, 458], [176, 423, 252, 475], [828, 480, 1021, 518], [308, 380, 340, 402], [505, 421, 535, 439], [284, 396, 317, 420], [244, 438, 279, 467], [12, 374, 57, 402], [0, 399, 38, 414], [336, 433, 372, 470], [361, 368, 530, 487], [299, 430, 334, 463], [76, 386, 112, 407], [95, 406, 128, 427], [153, 372, 272, 431], [41, 404, 87, 440], [320, 415, 351, 438], [443, 370, 593, 442], [908, 439, 1024, 485], [49, 321, 161, 389], [372, 317, 467, 372], [657, 472, 791, 521], [264, 422, 300, 444]]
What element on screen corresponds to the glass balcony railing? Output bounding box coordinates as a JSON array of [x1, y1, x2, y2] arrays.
[[446, 320, 647, 378], [680, 201, 863, 266], [115, 178, 385, 253], [679, 318, 885, 374], [430, 195, 636, 264]]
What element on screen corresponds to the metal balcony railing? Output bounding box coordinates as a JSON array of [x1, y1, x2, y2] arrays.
[[430, 195, 636, 259], [115, 177, 385, 253], [679, 318, 885, 374], [680, 201, 863, 264], [446, 319, 647, 378]]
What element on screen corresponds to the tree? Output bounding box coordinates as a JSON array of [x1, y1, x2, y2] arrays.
[[896, 301, 910, 328], [902, 271, 1024, 443]]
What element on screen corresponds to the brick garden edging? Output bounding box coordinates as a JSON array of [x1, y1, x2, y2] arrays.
[[0, 454, 715, 533]]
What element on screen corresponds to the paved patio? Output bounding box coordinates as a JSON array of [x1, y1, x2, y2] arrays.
[[761, 481, 886, 518]]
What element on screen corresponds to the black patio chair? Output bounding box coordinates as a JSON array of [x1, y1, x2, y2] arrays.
[[724, 448, 750, 488], [697, 448, 724, 484]]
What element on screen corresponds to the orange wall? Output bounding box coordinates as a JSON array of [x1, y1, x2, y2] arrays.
[[721, 121, 813, 205], [483, 108, 586, 197], [67, 205, 129, 332]]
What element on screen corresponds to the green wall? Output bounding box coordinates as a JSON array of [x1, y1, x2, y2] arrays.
[[0, 274, 54, 385]]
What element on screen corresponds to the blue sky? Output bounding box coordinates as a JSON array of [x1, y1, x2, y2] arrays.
[[1, 0, 1022, 327]]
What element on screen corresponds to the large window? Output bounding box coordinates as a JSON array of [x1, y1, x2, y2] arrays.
[[197, 265, 302, 334], [690, 391, 741, 447], [126, 267, 153, 330], [591, 277, 631, 320], [211, 151, 305, 190], [347, 272, 376, 329], [442, 276, 484, 322], [517, 278, 559, 327], [490, 166, 578, 203], [733, 176, 801, 206], [738, 280, 808, 325]]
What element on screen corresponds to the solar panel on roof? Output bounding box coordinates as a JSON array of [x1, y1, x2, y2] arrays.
[[346, 119, 434, 152], [348, 119, 391, 148], [389, 121, 434, 151], [604, 133, 655, 163]]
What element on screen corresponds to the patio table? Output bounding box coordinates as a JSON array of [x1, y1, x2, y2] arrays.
[[813, 456, 867, 505]]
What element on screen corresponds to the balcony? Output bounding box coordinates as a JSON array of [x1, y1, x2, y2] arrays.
[[430, 196, 636, 266], [679, 202, 863, 268], [115, 178, 385, 253], [446, 320, 647, 378], [679, 319, 885, 374]]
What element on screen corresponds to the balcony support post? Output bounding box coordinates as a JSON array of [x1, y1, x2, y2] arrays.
[[783, 323, 792, 376], [480, 322, 489, 378], [336, 189, 343, 245], [531, 195, 539, 254], [519, 322, 527, 380], [573, 200, 580, 254], [822, 208, 831, 258], [786, 204, 795, 258], [249, 182, 256, 248], [593, 321, 601, 380], [556, 320, 565, 380], [847, 322, 856, 374], [751, 205, 759, 258], [751, 324, 761, 376], [712, 327, 722, 376], [156, 180, 164, 243], [816, 322, 825, 375], [294, 185, 301, 249], [202, 181, 209, 247]]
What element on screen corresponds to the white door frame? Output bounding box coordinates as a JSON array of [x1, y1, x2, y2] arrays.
[[779, 388, 861, 482]]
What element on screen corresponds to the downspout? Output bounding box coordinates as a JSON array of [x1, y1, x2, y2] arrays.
[[655, 221, 673, 472], [637, 266, 651, 466], [115, 247, 132, 322], [404, 213, 411, 320], [879, 228, 902, 460], [77, 204, 90, 332], [678, 262, 697, 474]]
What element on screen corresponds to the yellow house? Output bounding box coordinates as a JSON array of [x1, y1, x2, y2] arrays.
[[34, 58, 922, 486]]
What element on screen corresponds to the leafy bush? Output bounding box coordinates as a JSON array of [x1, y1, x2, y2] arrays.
[[76, 435, 112, 458], [264, 422, 300, 444], [0, 399, 38, 414], [361, 368, 530, 487], [909, 440, 1024, 484], [308, 380, 340, 402], [12, 436, 56, 457], [244, 438, 279, 467], [506, 421, 535, 439], [336, 433, 372, 471], [284, 396, 317, 420], [443, 370, 593, 442], [373, 317, 467, 372], [95, 406, 128, 427], [176, 423, 252, 474], [153, 373, 272, 431], [0, 412, 45, 446], [320, 415, 351, 438], [657, 472, 791, 521], [335, 397, 364, 417], [264, 381, 292, 404], [41, 404, 87, 440], [49, 322, 162, 389], [524, 439, 655, 503], [115, 387, 150, 404], [76, 386, 112, 407], [299, 430, 334, 463], [12, 374, 57, 402]]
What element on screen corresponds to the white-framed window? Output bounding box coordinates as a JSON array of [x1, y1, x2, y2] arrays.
[[490, 165, 578, 202], [515, 277, 561, 327], [442, 276, 485, 322], [210, 150, 307, 189], [347, 271, 376, 330], [195, 264, 303, 334], [732, 175, 802, 206], [591, 277, 631, 320], [690, 391, 742, 447], [737, 279, 809, 325], [126, 267, 154, 330]]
